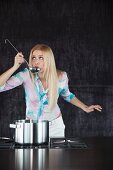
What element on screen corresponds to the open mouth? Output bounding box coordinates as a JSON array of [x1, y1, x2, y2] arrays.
[[29, 67, 41, 73]]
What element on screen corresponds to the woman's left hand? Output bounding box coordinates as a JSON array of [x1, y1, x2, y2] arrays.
[[85, 105, 102, 113]]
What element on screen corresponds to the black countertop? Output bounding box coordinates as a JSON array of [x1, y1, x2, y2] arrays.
[[0, 137, 113, 170]]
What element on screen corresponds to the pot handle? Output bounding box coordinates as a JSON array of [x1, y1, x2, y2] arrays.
[[9, 124, 21, 128], [49, 121, 52, 126]]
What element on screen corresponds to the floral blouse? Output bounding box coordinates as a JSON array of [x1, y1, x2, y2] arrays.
[[0, 68, 75, 121]]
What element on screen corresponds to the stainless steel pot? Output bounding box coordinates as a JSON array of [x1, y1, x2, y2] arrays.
[[9, 120, 49, 145]]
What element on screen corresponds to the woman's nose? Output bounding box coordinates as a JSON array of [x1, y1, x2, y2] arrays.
[[34, 60, 40, 66], [35, 60, 39, 63], [34, 62, 38, 66]]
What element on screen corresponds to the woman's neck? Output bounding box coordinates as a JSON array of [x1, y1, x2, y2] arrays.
[[38, 72, 44, 79], [40, 78, 47, 90]]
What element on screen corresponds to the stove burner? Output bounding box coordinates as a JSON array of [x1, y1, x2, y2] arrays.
[[13, 143, 49, 149], [0, 138, 49, 149], [0, 137, 14, 149], [50, 138, 88, 149]]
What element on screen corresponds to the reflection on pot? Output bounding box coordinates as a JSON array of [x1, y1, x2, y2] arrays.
[[15, 149, 49, 170]]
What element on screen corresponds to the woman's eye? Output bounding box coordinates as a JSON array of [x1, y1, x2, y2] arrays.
[[39, 56, 43, 60], [32, 56, 36, 60]]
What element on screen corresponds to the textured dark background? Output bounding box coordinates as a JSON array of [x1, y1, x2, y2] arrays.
[[0, 0, 113, 138]]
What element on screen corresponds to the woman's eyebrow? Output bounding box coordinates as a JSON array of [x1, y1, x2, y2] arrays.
[[33, 55, 43, 57]]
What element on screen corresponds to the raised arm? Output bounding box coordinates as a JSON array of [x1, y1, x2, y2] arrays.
[[0, 53, 24, 86]]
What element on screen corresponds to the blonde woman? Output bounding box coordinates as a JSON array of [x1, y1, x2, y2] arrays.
[[0, 44, 102, 137]]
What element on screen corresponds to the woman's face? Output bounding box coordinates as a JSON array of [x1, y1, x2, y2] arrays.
[[31, 50, 45, 72]]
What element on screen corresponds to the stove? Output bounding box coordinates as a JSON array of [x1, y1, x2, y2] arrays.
[[50, 138, 88, 149], [0, 137, 88, 149]]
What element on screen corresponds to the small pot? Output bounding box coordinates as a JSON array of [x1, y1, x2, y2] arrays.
[[9, 119, 49, 145]]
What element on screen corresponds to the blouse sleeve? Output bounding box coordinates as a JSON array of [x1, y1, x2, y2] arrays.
[[0, 68, 29, 92], [59, 72, 76, 102]]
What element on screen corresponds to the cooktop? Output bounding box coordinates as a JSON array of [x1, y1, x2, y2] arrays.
[[0, 137, 88, 149]]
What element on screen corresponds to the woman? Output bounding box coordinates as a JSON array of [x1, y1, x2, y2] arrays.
[[0, 44, 102, 137]]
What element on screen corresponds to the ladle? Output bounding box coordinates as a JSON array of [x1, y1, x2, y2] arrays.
[[5, 39, 40, 73]]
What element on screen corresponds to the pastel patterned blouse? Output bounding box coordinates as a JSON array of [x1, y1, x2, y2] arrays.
[[0, 68, 75, 121]]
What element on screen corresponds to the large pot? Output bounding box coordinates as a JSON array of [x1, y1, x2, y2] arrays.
[[9, 119, 49, 145]]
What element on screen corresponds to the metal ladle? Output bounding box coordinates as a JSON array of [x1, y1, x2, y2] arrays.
[[5, 39, 40, 73]]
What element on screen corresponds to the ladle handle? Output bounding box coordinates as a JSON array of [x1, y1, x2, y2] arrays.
[[5, 39, 30, 67], [5, 39, 19, 53]]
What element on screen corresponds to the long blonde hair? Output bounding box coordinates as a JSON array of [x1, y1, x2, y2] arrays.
[[29, 44, 58, 110]]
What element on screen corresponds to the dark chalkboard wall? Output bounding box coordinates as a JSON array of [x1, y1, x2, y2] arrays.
[[0, 0, 113, 138]]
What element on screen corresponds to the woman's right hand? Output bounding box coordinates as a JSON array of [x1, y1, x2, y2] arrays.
[[0, 52, 25, 86], [13, 52, 25, 69]]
